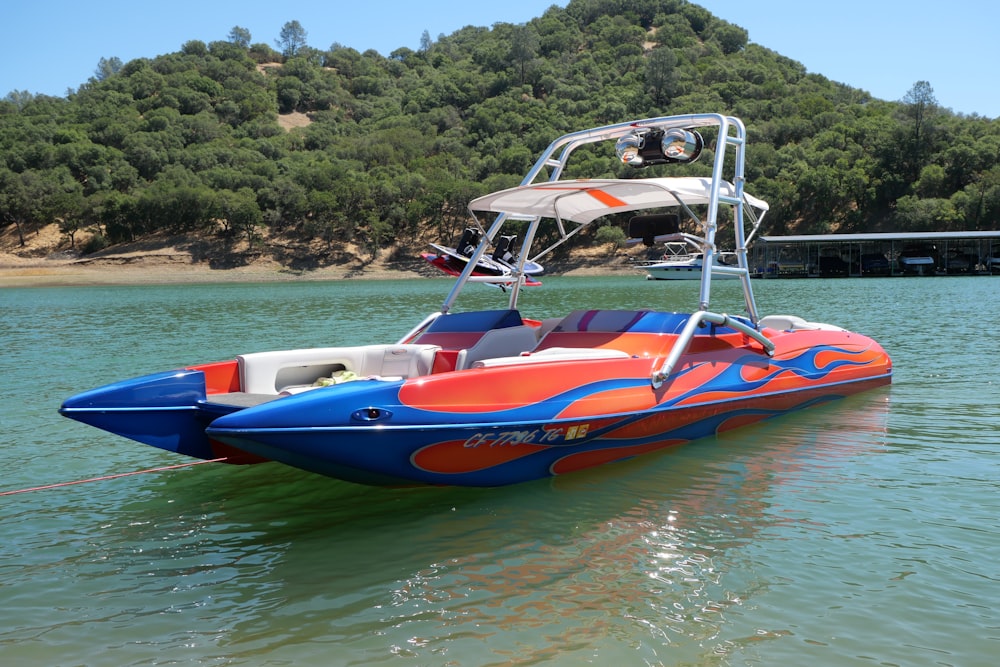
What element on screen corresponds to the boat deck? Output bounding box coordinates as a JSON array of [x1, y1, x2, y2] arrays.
[[206, 393, 282, 408]]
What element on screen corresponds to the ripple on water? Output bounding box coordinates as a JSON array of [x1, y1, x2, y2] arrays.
[[2, 277, 999, 665]]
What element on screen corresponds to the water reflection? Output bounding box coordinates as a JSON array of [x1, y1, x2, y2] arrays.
[[7, 389, 891, 665], [17, 276, 997, 665]]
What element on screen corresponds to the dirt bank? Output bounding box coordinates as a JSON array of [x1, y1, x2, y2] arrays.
[[0, 224, 642, 288]]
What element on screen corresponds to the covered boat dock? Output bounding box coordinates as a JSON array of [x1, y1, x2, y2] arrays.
[[749, 231, 1000, 277]]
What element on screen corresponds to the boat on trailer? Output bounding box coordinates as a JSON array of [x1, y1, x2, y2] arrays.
[[60, 113, 892, 487]]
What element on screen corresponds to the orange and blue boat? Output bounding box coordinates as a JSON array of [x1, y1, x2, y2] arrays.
[[59, 113, 892, 487]]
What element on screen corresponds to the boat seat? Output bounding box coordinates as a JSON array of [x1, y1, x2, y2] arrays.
[[551, 309, 652, 333], [455, 325, 540, 370], [411, 309, 524, 349], [238, 344, 440, 394], [535, 309, 652, 350], [758, 315, 845, 332], [534, 317, 564, 340], [472, 347, 631, 368]]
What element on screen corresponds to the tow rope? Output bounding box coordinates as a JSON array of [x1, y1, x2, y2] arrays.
[[0, 458, 228, 496]]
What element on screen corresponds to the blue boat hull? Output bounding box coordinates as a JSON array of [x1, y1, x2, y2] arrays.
[[58, 369, 254, 462], [203, 368, 888, 487]]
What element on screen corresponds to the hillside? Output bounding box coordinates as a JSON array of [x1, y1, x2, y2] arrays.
[[2, 0, 998, 277]]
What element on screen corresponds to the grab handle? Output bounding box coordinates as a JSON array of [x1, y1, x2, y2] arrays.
[[651, 311, 774, 388]]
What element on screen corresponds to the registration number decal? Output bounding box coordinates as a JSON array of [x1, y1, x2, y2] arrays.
[[462, 423, 592, 449]]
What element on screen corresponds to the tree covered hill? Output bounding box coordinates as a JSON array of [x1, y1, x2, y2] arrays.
[[2, 0, 998, 267]]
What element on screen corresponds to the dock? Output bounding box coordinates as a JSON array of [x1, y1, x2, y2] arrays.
[[750, 231, 1000, 277]]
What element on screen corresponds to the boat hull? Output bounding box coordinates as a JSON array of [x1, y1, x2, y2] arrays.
[[900, 257, 935, 276], [644, 265, 739, 280], [58, 365, 267, 464], [421, 253, 543, 286], [59, 309, 892, 487], [640, 251, 739, 280], [207, 376, 888, 487], [203, 329, 891, 487], [422, 243, 543, 279]]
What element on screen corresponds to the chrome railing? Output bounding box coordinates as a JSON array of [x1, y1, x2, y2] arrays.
[[651, 311, 775, 389]]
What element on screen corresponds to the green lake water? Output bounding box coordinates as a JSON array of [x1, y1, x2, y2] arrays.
[[1, 274, 998, 666]]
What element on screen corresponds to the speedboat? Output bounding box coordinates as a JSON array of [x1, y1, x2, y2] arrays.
[[860, 253, 891, 276], [59, 113, 893, 487], [941, 250, 974, 274], [639, 243, 740, 280], [421, 227, 543, 285], [899, 245, 936, 275]]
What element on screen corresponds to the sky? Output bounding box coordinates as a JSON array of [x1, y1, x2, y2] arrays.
[[696, 0, 999, 118], [3, 0, 998, 118]]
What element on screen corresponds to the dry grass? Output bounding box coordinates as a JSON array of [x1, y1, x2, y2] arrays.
[[0, 223, 424, 287], [277, 111, 312, 131]]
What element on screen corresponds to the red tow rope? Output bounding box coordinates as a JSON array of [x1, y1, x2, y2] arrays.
[[0, 458, 228, 496]]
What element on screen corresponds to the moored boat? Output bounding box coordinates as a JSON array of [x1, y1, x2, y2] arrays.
[[60, 113, 892, 487], [638, 243, 740, 280], [899, 245, 937, 275], [421, 227, 543, 285]]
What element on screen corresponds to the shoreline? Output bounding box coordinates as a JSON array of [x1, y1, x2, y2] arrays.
[[1, 224, 637, 288], [0, 258, 424, 288], [0, 226, 441, 288], [0, 254, 633, 288]]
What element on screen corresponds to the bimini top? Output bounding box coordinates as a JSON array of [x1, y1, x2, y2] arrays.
[[468, 176, 769, 225]]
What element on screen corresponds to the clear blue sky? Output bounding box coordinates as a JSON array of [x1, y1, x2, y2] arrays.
[[697, 0, 999, 118], [3, 0, 998, 118]]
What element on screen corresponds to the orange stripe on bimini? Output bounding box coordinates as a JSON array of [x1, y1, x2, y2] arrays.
[[587, 189, 627, 208]]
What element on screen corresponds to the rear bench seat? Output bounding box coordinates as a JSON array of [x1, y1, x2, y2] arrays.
[[237, 344, 440, 394]]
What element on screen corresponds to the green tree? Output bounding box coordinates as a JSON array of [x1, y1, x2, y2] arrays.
[[304, 190, 341, 251], [55, 188, 86, 247], [90, 191, 139, 244], [508, 25, 539, 85], [901, 80, 939, 179], [94, 56, 123, 82], [645, 47, 677, 104], [915, 164, 947, 198], [276, 20, 308, 58], [229, 26, 252, 48], [595, 223, 626, 254], [218, 187, 264, 249], [894, 194, 959, 231], [3, 90, 34, 110], [0, 168, 31, 245], [712, 23, 747, 55]]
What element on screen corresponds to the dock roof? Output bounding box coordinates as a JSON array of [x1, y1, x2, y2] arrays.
[[759, 231, 1000, 244]]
